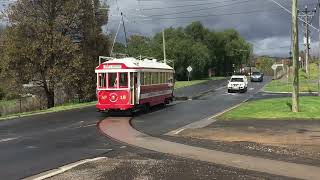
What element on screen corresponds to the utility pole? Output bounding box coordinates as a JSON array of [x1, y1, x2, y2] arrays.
[[292, 0, 299, 112], [298, 6, 316, 76], [318, 0, 320, 96], [162, 28, 167, 64]]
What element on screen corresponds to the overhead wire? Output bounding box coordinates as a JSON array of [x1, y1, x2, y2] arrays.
[[147, 0, 252, 17], [136, 0, 249, 11], [266, 0, 319, 31], [124, 9, 286, 22]]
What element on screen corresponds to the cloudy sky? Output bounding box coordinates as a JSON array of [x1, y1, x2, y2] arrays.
[[0, 0, 319, 57], [103, 0, 320, 57]]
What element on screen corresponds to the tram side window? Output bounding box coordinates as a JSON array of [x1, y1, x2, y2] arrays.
[[151, 72, 157, 84], [99, 73, 106, 88], [108, 73, 117, 88], [161, 72, 165, 84], [168, 72, 173, 83], [145, 72, 151, 85], [165, 72, 168, 83], [119, 73, 128, 88], [140, 72, 144, 85]]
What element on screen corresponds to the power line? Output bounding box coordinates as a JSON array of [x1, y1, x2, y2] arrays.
[[147, 0, 252, 17], [137, 0, 249, 11], [266, 0, 319, 31], [126, 9, 285, 22]]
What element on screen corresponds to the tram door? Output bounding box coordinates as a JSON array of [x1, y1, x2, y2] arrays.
[[130, 72, 138, 105]]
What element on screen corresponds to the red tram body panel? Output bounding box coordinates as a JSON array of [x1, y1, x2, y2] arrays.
[[95, 57, 174, 112]]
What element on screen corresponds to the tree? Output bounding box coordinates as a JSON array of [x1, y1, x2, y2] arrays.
[[127, 35, 152, 57], [65, 0, 110, 101], [185, 21, 209, 42], [1, 0, 110, 108], [118, 21, 251, 80], [113, 42, 126, 54], [256, 56, 274, 75]]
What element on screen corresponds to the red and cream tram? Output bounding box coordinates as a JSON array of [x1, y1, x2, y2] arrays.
[[95, 57, 175, 112]]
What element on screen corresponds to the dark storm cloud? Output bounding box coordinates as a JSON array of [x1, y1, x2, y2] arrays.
[[104, 0, 320, 56]]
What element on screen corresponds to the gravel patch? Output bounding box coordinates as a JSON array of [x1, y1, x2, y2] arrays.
[[47, 149, 292, 180]]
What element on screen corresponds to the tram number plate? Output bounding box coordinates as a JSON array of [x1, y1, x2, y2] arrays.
[[120, 95, 127, 100]]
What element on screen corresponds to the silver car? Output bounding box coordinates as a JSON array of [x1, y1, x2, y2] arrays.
[[251, 72, 263, 82]]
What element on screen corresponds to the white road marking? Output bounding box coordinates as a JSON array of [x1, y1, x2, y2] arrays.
[[26, 146, 38, 149], [73, 123, 96, 129], [215, 86, 226, 91], [23, 157, 107, 180], [95, 148, 113, 151], [249, 88, 255, 91], [0, 137, 19, 143], [166, 99, 249, 136], [173, 128, 185, 135]]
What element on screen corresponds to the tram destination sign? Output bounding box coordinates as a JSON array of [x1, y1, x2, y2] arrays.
[[103, 64, 122, 69]]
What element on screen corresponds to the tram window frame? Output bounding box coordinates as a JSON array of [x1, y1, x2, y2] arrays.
[[98, 73, 107, 88], [108, 73, 118, 88], [119, 72, 128, 88]]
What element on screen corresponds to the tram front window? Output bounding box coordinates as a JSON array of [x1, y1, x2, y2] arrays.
[[119, 73, 128, 88], [108, 73, 117, 88], [98, 73, 106, 88]]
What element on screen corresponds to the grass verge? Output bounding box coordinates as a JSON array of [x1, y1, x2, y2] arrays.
[[0, 101, 97, 121], [264, 63, 319, 93], [175, 77, 226, 90], [219, 96, 320, 120]]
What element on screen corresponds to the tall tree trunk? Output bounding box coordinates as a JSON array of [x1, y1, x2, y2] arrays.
[[41, 72, 55, 109], [45, 90, 55, 109]]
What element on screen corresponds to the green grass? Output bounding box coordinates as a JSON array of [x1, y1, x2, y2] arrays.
[[219, 96, 320, 120], [175, 77, 226, 89], [264, 63, 319, 93], [0, 101, 97, 121]]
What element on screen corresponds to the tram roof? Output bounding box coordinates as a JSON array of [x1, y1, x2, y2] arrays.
[[98, 57, 174, 70]]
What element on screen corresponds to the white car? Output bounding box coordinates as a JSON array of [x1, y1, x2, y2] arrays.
[[227, 75, 248, 93]]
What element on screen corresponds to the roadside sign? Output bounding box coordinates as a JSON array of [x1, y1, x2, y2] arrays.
[[272, 64, 284, 70], [187, 66, 193, 72], [187, 66, 192, 81]]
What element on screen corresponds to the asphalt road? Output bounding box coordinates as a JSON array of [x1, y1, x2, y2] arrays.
[[132, 77, 272, 135], [0, 107, 120, 180], [0, 77, 272, 180]]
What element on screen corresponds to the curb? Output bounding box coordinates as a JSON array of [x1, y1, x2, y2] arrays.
[[98, 118, 320, 180], [23, 157, 109, 180], [262, 90, 319, 95], [165, 98, 249, 136]]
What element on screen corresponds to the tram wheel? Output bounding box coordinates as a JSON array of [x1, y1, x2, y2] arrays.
[[143, 104, 151, 113]]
